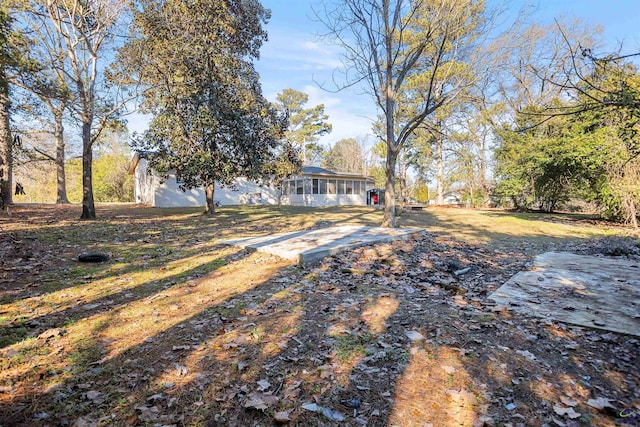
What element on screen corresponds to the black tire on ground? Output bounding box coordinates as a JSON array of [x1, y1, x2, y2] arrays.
[[78, 253, 110, 263]]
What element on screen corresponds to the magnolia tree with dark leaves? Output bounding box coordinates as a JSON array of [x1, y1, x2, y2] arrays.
[[120, 0, 289, 214]]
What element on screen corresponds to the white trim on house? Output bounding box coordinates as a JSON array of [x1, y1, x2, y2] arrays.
[[128, 155, 373, 208], [282, 172, 372, 207]]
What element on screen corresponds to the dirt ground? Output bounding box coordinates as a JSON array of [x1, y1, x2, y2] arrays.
[[0, 204, 639, 427]]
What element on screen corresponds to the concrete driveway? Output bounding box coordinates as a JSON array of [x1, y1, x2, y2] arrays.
[[222, 225, 424, 265]]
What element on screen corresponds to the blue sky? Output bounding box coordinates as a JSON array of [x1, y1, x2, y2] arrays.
[[253, 0, 640, 148], [126, 1, 640, 147]]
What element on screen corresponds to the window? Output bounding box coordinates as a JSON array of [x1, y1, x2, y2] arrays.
[[312, 179, 319, 194], [296, 180, 304, 195], [346, 180, 353, 194], [353, 181, 361, 195], [288, 180, 296, 195], [319, 179, 327, 194], [337, 180, 345, 194], [328, 180, 336, 194]]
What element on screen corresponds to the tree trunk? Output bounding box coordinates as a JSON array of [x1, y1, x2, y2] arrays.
[[205, 183, 216, 214], [400, 153, 407, 206], [479, 134, 488, 206], [80, 121, 95, 219], [436, 133, 444, 205], [0, 71, 12, 210], [54, 113, 69, 204], [625, 194, 638, 229], [382, 148, 398, 228], [381, 0, 398, 228]]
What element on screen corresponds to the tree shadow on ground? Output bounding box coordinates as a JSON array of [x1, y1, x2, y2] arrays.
[[0, 248, 239, 349], [1, 204, 637, 426]]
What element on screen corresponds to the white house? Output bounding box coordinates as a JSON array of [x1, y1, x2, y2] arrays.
[[128, 154, 374, 208], [283, 166, 374, 207]]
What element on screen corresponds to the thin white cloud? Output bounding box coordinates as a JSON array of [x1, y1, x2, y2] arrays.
[[259, 28, 344, 73], [301, 40, 332, 55], [302, 85, 342, 108]]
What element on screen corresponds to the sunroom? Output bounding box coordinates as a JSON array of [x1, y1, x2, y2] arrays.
[[282, 166, 373, 207]]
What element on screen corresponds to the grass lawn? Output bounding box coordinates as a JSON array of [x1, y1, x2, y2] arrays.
[[0, 204, 638, 426]]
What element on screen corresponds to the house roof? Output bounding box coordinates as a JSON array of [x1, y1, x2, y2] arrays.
[[127, 151, 155, 175], [128, 154, 373, 182], [301, 166, 370, 180], [303, 166, 339, 175], [127, 153, 140, 175]]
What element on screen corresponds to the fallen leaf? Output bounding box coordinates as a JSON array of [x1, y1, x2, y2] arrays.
[[560, 396, 578, 407], [244, 392, 279, 411], [473, 416, 495, 427], [301, 403, 345, 421], [146, 394, 164, 402], [85, 390, 101, 401], [172, 345, 191, 351], [445, 389, 476, 404], [136, 405, 160, 422], [73, 416, 94, 427], [273, 410, 292, 423], [318, 364, 334, 379], [405, 331, 425, 341], [256, 379, 271, 391], [283, 381, 301, 400], [441, 365, 456, 374], [38, 328, 65, 341], [586, 397, 615, 410], [174, 364, 188, 376], [515, 349, 536, 361], [554, 405, 581, 419]]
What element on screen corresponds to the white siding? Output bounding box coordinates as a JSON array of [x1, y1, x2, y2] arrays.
[[134, 159, 282, 207], [132, 159, 369, 208], [215, 178, 281, 206], [155, 172, 206, 207], [288, 194, 366, 207], [134, 158, 156, 205]]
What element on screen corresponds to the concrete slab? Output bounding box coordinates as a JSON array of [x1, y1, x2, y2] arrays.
[[221, 225, 424, 265], [489, 252, 640, 336]]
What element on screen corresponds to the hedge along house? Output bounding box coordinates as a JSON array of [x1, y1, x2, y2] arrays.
[[128, 154, 373, 207]]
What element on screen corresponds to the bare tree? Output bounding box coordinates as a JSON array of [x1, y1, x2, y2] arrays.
[[44, 0, 128, 219], [11, 1, 76, 203], [491, 17, 601, 119], [317, 0, 490, 227], [322, 137, 364, 174]]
